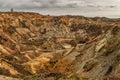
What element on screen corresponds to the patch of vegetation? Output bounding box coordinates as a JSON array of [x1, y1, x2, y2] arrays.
[[24, 41, 42, 46], [0, 67, 11, 76], [6, 26, 16, 35], [24, 75, 40, 80], [4, 55, 14, 61], [24, 77, 87, 80], [36, 23, 42, 27], [22, 22, 29, 28], [25, 77, 38, 80]]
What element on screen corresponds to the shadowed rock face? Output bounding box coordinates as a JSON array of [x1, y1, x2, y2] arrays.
[[0, 12, 120, 79]]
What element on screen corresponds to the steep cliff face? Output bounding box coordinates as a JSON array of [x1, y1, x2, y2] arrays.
[[0, 12, 120, 79]]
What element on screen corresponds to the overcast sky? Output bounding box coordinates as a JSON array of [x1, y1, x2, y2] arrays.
[[0, 0, 120, 18]]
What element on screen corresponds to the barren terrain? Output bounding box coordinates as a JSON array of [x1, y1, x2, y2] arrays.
[[0, 12, 120, 80]]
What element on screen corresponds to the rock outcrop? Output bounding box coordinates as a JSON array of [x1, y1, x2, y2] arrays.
[[0, 12, 120, 79]]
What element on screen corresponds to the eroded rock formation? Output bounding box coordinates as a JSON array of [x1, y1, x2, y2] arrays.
[[0, 12, 120, 79]]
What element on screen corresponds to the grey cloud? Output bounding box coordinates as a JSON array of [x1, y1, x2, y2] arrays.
[[0, 0, 120, 18], [0, 0, 120, 8]]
